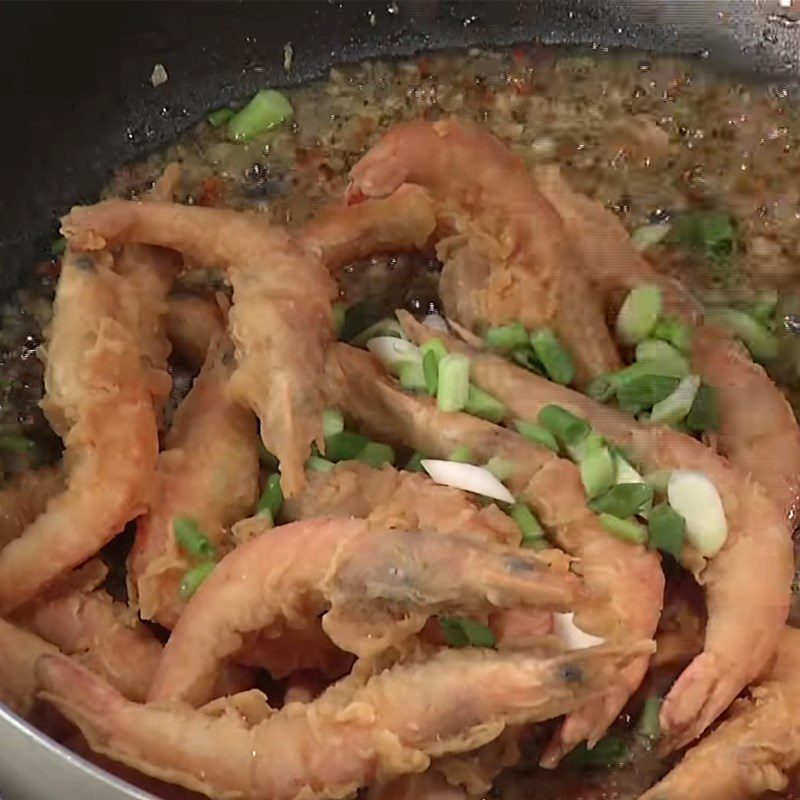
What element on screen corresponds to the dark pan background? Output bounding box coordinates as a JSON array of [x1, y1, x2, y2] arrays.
[[0, 0, 798, 291]]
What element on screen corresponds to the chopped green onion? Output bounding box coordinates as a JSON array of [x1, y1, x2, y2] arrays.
[[746, 290, 779, 326], [437, 354, 471, 412], [669, 211, 735, 266], [611, 358, 689, 387], [325, 431, 370, 461], [566, 734, 630, 769], [0, 435, 37, 456], [637, 697, 662, 739], [332, 304, 345, 338], [256, 507, 274, 528], [50, 237, 67, 257], [485, 456, 514, 481], [599, 513, 648, 544], [422, 349, 439, 395], [173, 517, 217, 560], [207, 107, 235, 127], [513, 420, 559, 453], [449, 446, 473, 464], [644, 469, 672, 493], [340, 297, 382, 343], [509, 503, 545, 544], [616, 285, 662, 345], [226, 89, 293, 141], [579, 445, 616, 500], [356, 442, 395, 469], [464, 384, 506, 423], [180, 562, 216, 600], [614, 373, 681, 415], [485, 322, 529, 352], [399, 359, 426, 391], [351, 317, 405, 347], [587, 374, 615, 402], [420, 337, 448, 365], [631, 222, 672, 251], [652, 316, 692, 354], [537, 405, 590, 447], [667, 470, 727, 557], [530, 328, 575, 385], [257, 473, 284, 519], [441, 617, 496, 649], [322, 407, 345, 438], [405, 452, 424, 472], [649, 374, 701, 425], [589, 483, 653, 518], [635, 339, 689, 374], [367, 337, 421, 376], [647, 503, 685, 560], [510, 345, 544, 374], [705, 307, 779, 363], [686, 384, 719, 433], [306, 455, 335, 472], [614, 453, 646, 486], [566, 431, 606, 463]]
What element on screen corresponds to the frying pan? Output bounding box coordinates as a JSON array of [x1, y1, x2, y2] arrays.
[[0, 1, 798, 798]]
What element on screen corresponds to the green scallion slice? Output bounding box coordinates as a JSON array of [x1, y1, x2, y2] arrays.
[[325, 431, 370, 461], [510, 345, 544, 374], [566, 734, 631, 770], [530, 328, 575, 385], [207, 107, 235, 127], [587, 374, 615, 402], [173, 517, 217, 560], [599, 513, 648, 544], [509, 503, 545, 544], [0, 435, 37, 456], [322, 407, 345, 438], [306, 455, 336, 472], [332, 304, 345, 337], [485, 322, 529, 352], [537, 405, 591, 447], [356, 442, 395, 469], [614, 373, 681, 415], [50, 237, 67, 257], [652, 316, 692, 354], [464, 384, 506, 423], [422, 349, 439, 395], [350, 317, 405, 347], [616, 285, 662, 345], [647, 503, 685, 560], [399, 359, 426, 391], [685, 384, 719, 433], [485, 456, 513, 481], [649, 374, 701, 425], [437, 354, 471, 412], [441, 617, 496, 649], [179, 562, 216, 600], [580, 445, 616, 500], [448, 446, 473, 464], [405, 452, 424, 472], [705, 307, 779, 363], [257, 473, 284, 519], [226, 89, 293, 141], [635, 339, 689, 374], [513, 420, 559, 453], [637, 696, 662, 739], [589, 483, 654, 518]]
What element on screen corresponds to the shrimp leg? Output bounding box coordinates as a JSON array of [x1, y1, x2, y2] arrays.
[[149, 518, 579, 706], [329, 343, 664, 758], [37, 641, 652, 800], [128, 335, 260, 629], [399, 316, 793, 750], [0, 250, 160, 612], [348, 118, 621, 385], [61, 198, 336, 498], [0, 618, 58, 718]]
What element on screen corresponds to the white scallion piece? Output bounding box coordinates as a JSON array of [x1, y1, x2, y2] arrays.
[[631, 223, 672, 252], [616, 285, 662, 345], [553, 612, 605, 650], [667, 470, 728, 556], [423, 313, 449, 332], [614, 453, 646, 485], [650, 374, 701, 425], [366, 337, 421, 376], [420, 459, 515, 504]]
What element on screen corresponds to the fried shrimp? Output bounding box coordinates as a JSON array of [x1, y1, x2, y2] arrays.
[[0, 250, 160, 612], [300, 183, 437, 272], [398, 318, 794, 750], [283, 461, 520, 546], [0, 617, 58, 717], [166, 293, 227, 369], [536, 165, 800, 520], [348, 118, 621, 385], [61, 198, 336, 498], [329, 344, 664, 759], [638, 626, 800, 800], [37, 641, 652, 800], [128, 335, 259, 629], [149, 517, 579, 706], [0, 464, 63, 551]]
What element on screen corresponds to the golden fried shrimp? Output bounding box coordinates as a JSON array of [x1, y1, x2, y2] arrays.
[[300, 183, 437, 272], [128, 336, 260, 629], [398, 319, 794, 750], [16, 587, 162, 703], [329, 343, 664, 760], [536, 165, 800, 520], [0, 464, 63, 551], [61, 198, 336, 498], [348, 119, 621, 385], [0, 250, 160, 612], [0, 617, 58, 717], [638, 626, 800, 800], [166, 293, 227, 369], [149, 517, 579, 706], [37, 641, 651, 800], [283, 461, 520, 546]]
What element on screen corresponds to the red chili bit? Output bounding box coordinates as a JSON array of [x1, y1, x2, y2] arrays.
[[197, 177, 220, 207]]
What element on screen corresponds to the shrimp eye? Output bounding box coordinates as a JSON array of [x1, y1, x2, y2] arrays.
[[560, 663, 584, 684], [504, 555, 538, 575], [75, 255, 95, 271]]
